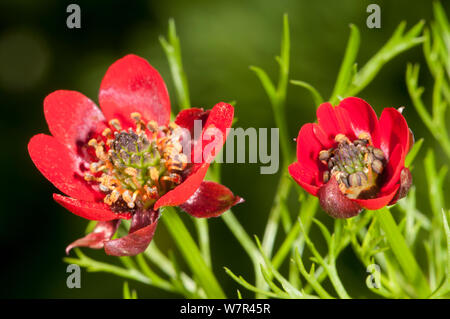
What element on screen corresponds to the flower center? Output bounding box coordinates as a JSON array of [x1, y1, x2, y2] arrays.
[[319, 133, 386, 199], [84, 113, 189, 213]]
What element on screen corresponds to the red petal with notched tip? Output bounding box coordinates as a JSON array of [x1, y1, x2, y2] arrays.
[[288, 162, 319, 196], [179, 181, 244, 218], [28, 134, 101, 202], [44, 90, 107, 155], [154, 163, 210, 210], [339, 97, 380, 146], [53, 194, 131, 221], [378, 107, 410, 161], [192, 102, 234, 165], [65, 220, 120, 254], [175, 107, 210, 133], [104, 209, 159, 256], [99, 54, 171, 128]]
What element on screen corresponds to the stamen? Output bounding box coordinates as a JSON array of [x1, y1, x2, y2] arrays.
[[109, 119, 122, 131], [84, 113, 191, 214], [102, 128, 112, 137], [320, 134, 386, 200]]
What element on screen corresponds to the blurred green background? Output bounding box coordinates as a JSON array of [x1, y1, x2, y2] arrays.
[[0, 0, 448, 298]]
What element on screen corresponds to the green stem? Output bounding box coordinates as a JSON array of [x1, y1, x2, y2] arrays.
[[261, 166, 292, 258], [161, 207, 226, 298], [377, 207, 431, 298], [194, 218, 212, 267]]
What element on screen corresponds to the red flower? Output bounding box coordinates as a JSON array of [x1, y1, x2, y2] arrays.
[[28, 54, 243, 256], [288, 97, 412, 218]]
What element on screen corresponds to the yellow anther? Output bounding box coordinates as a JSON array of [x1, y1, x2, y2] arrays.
[[168, 122, 179, 131], [131, 112, 142, 122], [110, 189, 121, 202], [109, 119, 122, 131], [335, 134, 350, 144], [84, 173, 96, 182], [147, 120, 158, 132], [357, 132, 371, 143], [102, 128, 112, 137], [149, 167, 159, 182], [88, 139, 98, 147], [90, 162, 101, 173], [124, 167, 138, 177], [122, 190, 132, 202]]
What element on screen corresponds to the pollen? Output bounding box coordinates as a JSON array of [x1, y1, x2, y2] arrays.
[[85, 113, 190, 213], [320, 133, 386, 199]]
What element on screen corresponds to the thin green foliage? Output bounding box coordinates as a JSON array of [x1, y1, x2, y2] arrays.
[[64, 5, 450, 299]]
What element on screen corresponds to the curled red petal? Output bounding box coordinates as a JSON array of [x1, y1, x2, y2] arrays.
[[296, 123, 325, 173], [44, 90, 107, 155], [53, 194, 131, 221], [28, 134, 101, 202], [99, 54, 171, 127], [65, 220, 120, 254], [154, 163, 210, 210], [156, 103, 234, 210], [191, 102, 234, 166], [179, 181, 244, 218], [104, 209, 159, 256], [354, 184, 400, 210], [338, 97, 380, 145], [380, 145, 404, 193], [378, 108, 410, 161], [175, 107, 210, 133], [318, 176, 363, 218], [288, 162, 319, 196]]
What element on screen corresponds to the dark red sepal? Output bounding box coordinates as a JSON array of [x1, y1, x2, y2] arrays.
[[179, 181, 244, 218], [318, 176, 363, 219], [389, 167, 413, 205], [104, 209, 159, 256], [65, 220, 120, 254]]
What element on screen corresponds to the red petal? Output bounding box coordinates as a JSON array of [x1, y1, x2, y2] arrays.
[[155, 103, 234, 210], [179, 181, 244, 218], [104, 209, 159, 256], [380, 145, 404, 193], [154, 163, 210, 210], [44, 90, 107, 154], [312, 123, 333, 149], [28, 134, 101, 202], [354, 184, 400, 210], [192, 102, 234, 165], [316, 102, 353, 143], [175, 107, 210, 132], [338, 97, 380, 145], [296, 123, 325, 173], [99, 54, 171, 128], [53, 194, 131, 221], [288, 162, 319, 196], [65, 220, 120, 254], [378, 108, 410, 161]]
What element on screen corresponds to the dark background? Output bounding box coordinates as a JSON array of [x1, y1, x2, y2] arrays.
[[0, 0, 447, 298]]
